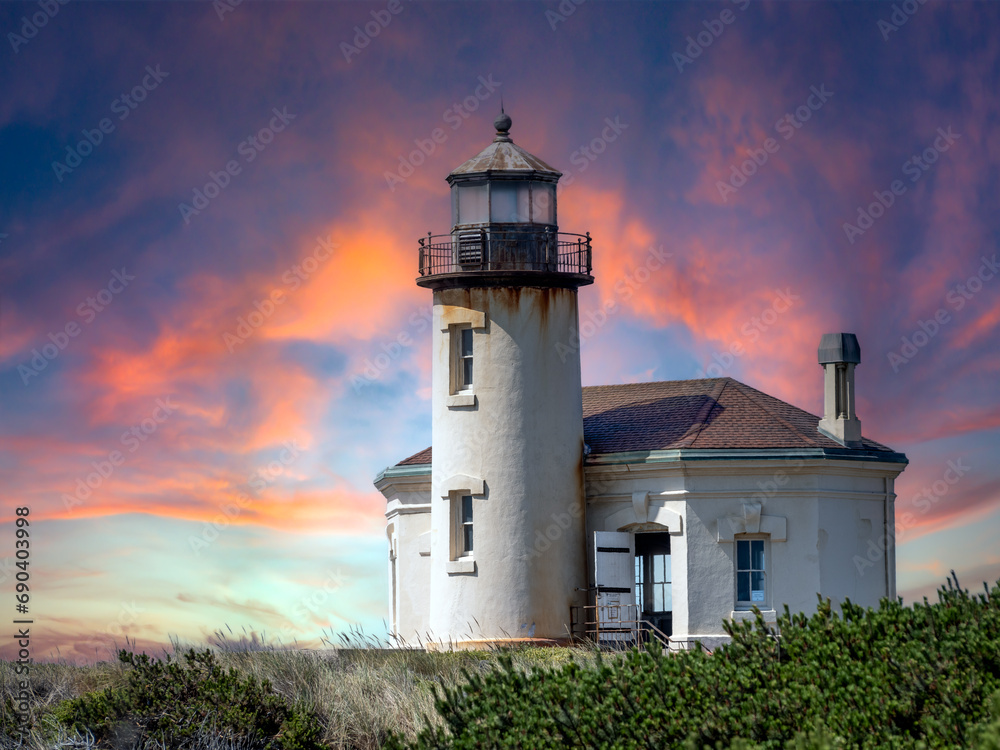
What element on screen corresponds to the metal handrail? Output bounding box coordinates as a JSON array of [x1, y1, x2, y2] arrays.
[[569, 604, 708, 653], [417, 228, 592, 277]]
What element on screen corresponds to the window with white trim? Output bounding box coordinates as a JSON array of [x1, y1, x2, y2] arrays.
[[449, 324, 474, 395], [458, 327, 473, 391], [460, 494, 474, 556], [735, 536, 768, 610], [452, 493, 474, 559]]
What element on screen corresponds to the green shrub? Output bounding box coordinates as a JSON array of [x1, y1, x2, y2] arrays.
[[970, 691, 1000, 750], [52, 649, 326, 750], [398, 577, 1000, 749]]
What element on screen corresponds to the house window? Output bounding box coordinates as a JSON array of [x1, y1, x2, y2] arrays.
[[457, 494, 473, 557], [457, 327, 473, 391], [735, 537, 767, 610]]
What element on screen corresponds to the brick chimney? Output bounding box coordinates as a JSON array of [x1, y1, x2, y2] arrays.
[[817, 333, 862, 447]]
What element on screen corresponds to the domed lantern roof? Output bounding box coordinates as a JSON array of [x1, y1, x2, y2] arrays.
[[448, 112, 562, 178], [447, 112, 561, 229]]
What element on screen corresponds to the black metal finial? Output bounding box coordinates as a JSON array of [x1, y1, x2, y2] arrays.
[[494, 108, 512, 135]]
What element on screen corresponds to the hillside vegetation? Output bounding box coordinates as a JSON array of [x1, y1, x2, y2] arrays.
[[3, 576, 1000, 749]]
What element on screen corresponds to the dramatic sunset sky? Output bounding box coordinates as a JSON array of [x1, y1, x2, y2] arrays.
[[1, 0, 998, 662]]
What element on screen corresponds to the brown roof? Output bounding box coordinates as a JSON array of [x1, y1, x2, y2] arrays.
[[394, 377, 896, 467], [397, 446, 433, 466], [449, 136, 560, 177]]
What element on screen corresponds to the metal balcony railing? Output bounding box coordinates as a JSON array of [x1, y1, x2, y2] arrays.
[[418, 228, 592, 278]]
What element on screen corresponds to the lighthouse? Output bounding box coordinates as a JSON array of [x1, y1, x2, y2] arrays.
[[376, 115, 908, 651], [416, 112, 593, 645]]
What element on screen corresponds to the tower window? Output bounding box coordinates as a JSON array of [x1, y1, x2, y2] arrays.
[[735, 537, 768, 610], [444, 316, 484, 408], [459, 494, 474, 556], [458, 327, 473, 391]]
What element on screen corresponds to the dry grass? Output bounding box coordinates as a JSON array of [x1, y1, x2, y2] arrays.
[[1, 628, 602, 750]]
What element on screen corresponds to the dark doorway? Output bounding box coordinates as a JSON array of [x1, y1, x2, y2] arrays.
[[634, 532, 672, 638]]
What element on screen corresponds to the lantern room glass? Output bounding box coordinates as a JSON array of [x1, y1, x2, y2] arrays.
[[455, 183, 488, 225], [452, 180, 557, 227], [532, 183, 556, 225], [490, 181, 530, 223]]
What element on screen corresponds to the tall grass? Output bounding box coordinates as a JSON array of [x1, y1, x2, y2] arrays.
[[1, 627, 600, 750]]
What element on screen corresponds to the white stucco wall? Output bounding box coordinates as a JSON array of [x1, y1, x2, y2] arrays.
[[378, 469, 432, 643], [585, 455, 904, 649], [427, 286, 587, 644], [382, 453, 903, 649]]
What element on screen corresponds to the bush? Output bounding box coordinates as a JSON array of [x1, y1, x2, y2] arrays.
[[398, 576, 1000, 749], [52, 649, 326, 750]]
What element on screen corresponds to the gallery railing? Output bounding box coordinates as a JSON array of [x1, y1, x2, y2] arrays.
[[418, 228, 592, 278]]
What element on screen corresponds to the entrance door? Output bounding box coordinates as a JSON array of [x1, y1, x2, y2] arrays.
[[634, 533, 672, 638], [594, 531, 635, 645]]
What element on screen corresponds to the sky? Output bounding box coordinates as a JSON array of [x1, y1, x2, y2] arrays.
[[0, 0, 998, 662]]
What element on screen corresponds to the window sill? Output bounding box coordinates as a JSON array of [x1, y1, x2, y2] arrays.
[[730, 609, 777, 623], [446, 558, 476, 575], [446, 393, 476, 408]]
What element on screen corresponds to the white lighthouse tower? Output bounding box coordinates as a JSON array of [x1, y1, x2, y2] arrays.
[[416, 112, 593, 646]]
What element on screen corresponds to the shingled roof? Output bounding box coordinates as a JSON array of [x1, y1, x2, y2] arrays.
[[394, 377, 897, 467]]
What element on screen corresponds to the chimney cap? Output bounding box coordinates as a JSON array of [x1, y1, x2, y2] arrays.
[[818, 333, 861, 365]]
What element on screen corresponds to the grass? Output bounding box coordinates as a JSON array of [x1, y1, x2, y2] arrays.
[[1, 628, 603, 750]]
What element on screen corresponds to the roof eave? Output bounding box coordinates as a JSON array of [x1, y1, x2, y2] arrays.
[[378, 446, 909, 479], [374, 463, 432, 485], [447, 168, 562, 183], [585, 447, 909, 467]]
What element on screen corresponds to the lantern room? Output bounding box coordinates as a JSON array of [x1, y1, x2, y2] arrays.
[[448, 111, 559, 229], [417, 111, 592, 289]]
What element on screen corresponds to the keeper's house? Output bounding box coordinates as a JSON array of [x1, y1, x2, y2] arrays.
[[374, 113, 907, 650]]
